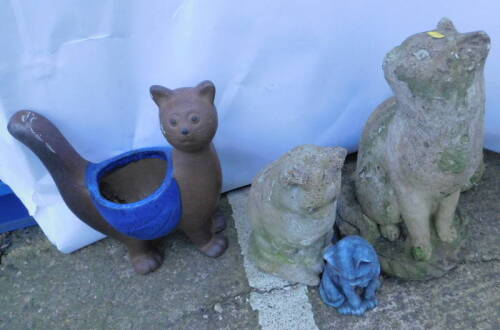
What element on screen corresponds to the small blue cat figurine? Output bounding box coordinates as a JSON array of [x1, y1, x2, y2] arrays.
[[319, 235, 381, 316]]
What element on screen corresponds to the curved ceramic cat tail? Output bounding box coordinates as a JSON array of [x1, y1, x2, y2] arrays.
[[7, 110, 94, 215], [8, 110, 89, 180], [8, 110, 166, 275]]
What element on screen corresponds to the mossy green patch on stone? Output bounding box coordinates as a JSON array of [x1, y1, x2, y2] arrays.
[[438, 147, 467, 174], [253, 244, 293, 266], [412, 246, 427, 260], [469, 162, 484, 185], [249, 228, 295, 267]]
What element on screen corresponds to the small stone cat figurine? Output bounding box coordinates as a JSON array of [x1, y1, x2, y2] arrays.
[[355, 18, 490, 261], [319, 236, 380, 316], [248, 145, 347, 285]]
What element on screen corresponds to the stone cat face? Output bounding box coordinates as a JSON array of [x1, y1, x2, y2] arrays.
[[271, 145, 346, 217], [383, 18, 490, 103], [150, 81, 218, 152]]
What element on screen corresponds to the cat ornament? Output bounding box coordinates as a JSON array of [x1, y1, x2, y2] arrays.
[[343, 18, 491, 279], [320, 236, 381, 316], [248, 145, 347, 286], [8, 81, 228, 275]]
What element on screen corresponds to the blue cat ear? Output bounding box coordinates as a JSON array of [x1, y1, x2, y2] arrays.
[[355, 258, 372, 268], [323, 246, 336, 264]]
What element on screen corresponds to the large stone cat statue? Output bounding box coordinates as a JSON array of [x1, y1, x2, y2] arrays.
[[248, 145, 347, 285], [355, 18, 490, 261]]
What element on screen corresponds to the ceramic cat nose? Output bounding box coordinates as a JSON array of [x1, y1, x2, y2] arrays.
[[181, 128, 189, 135]]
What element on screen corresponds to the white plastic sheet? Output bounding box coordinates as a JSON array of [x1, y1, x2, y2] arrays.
[[0, 0, 499, 253]]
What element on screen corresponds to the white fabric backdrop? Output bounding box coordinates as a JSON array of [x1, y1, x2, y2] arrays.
[[0, 0, 498, 252]]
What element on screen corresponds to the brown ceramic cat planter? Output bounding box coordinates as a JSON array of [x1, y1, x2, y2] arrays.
[[7, 80, 228, 274]]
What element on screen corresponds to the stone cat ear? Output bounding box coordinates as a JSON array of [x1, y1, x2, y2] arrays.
[[196, 80, 216, 104], [436, 17, 457, 33], [150, 85, 173, 107], [328, 146, 347, 169]]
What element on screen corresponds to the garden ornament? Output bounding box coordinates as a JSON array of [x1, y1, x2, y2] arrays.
[[8, 80, 228, 274], [248, 144, 347, 286], [337, 18, 490, 279], [320, 235, 381, 316]]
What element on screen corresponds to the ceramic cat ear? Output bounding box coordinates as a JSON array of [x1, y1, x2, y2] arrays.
[[323, 245, 336, 264], [436, 17, 457, 33], [150, 85, 173, 107], [355, 258, 372, 268], [323, 246, 342, 274], [197, 80, 216, 104]]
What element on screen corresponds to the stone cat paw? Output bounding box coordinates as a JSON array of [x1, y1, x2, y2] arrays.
[[380, 224, 400, 241], [437, 225, 458, 243]]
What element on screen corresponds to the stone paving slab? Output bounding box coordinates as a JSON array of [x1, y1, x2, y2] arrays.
[[0, 198, 259, 329]]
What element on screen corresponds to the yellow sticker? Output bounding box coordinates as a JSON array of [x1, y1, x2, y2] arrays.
[[427, 31, 445, 39]]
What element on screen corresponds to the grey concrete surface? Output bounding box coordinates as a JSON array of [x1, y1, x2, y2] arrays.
[[0, 198, 259, 329], [0, 150, 499, 329]]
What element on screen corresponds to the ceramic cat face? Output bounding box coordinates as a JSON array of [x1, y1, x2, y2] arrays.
[[150, 81, 218, 152], [383, 18, 490, 104], [324, 236, 380, 287]]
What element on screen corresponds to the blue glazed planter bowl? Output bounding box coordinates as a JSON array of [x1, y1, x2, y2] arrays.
[[86, 147, 182, 240]]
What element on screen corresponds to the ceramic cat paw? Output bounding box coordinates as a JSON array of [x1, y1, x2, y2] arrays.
[[131, 249, 164, 275], [211, 210, 228, 234], [337, 303, 367, 316], [200, 234, 228, 258], [362, 298, 378, 311]]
